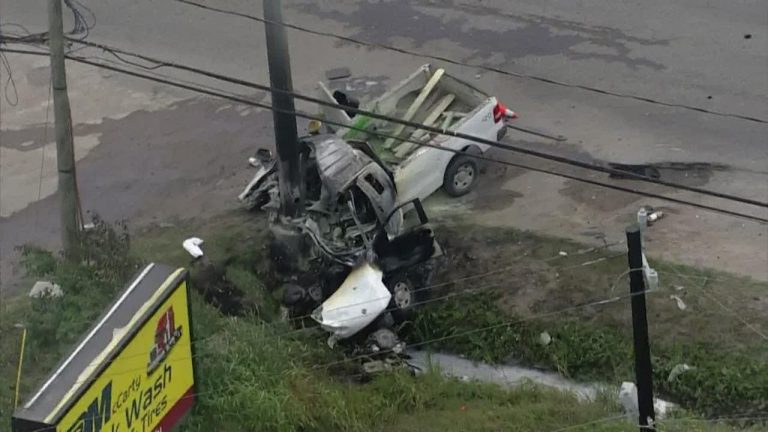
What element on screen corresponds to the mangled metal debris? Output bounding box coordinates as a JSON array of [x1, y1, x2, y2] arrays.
[[29, 281, 63, 299], [240, 135, 403, 265], [237, 64, 518, 368], [312, 263, 392, 342]]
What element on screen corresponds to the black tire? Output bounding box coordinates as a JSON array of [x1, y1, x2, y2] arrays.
[[443, 154, 479, 197], [281, 283, 306, 306], [385, 273, 428, 324]]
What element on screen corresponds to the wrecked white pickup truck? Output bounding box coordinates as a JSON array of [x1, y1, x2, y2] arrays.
[[236, 64, 511, 354], [318, 63, 515, 201], [239, 133, 441, 319], [240, 134, 407, 264]]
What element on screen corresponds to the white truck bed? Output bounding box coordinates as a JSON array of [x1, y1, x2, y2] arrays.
[[318, 64, 510, 205]]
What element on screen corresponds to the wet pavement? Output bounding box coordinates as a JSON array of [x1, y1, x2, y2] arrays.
[[1, 0, 767, 295]]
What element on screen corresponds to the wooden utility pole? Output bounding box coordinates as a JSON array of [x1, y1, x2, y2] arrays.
[[626, 226, 656, 431], [48, 0, 81, 255], [263, 0, 303, 219]]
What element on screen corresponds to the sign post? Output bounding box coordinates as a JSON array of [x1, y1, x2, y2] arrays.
[[12, 264, 196, 432]]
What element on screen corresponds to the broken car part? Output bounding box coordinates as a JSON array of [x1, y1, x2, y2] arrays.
[[182, 237, 205, 258], [311, 263, 391, 340], [239, 134, 403, 265]]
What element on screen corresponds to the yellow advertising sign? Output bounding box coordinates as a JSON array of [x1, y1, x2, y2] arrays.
[[55, 279, 194, 432]]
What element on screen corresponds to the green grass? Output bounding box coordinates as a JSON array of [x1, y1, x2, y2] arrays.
[[1, 213, 765, 431], [407, 222, 768, 418]]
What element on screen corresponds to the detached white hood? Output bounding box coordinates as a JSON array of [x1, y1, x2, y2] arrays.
[[311, 263, 391, 339]]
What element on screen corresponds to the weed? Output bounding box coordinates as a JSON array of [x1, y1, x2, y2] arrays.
[[411, 292, 768, 418]]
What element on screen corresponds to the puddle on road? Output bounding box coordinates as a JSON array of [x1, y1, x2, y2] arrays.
[[560, 161, 730, 211], [607, 161, 729, 187], [293, 0, 666, 69]]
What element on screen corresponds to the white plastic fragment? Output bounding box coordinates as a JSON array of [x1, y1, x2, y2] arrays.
[[312, 263, 391, 339], [539, 331, 552, 346], [667, 364, 694, 382], [182, 237, 205, 258], [558, 251, 568, 256], [29, 281, 63, 298], [669, 295, 687, 311], [648, 210, 664, 224], [619, 381, 678, 420]]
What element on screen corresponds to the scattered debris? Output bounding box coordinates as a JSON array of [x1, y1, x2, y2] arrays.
[[183, 237, 205, 258], [325, 67, 351, 81], [312, 263, 392, 340], [558, 251, 568, 256], [637, 206, 664, 227], [367, 328, 405, 354], [619, 382, 677, 420], [237, 63, 523, 366], [239, 136, 401, 264], [361, 356, 412, 374], [539, 331, 552, 346], [667, 364, 694, 382], [29, 281, 63, 298], [669, 294, 687, 311]]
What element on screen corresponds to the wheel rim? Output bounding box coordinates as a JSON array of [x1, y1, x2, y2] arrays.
[[453, 164, 475, 191], [393, 281, 412, 309]]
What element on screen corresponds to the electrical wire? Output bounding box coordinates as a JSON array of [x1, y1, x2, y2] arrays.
[[54, 37, 768, 210], [12, 239, 626, 358], [661, 264, 768, 341], [23, 370, 767, 432], [19, 283, 660, 416], [547, 414, 628, 432], [1, 39, 762, 431], [277, 249, 626, 331], [0, 23, 33, 36], [174, 0, 768, 125], [312, 287, 655, 371], [0, 50, 19, 106], [63, 0, 95, 40], [5, 34, 768, 209], [2, 45, 764, 224]]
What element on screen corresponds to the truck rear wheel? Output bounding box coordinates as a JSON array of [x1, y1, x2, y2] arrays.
[[443, 154, 479, 197], [385, 274, 422, 324]]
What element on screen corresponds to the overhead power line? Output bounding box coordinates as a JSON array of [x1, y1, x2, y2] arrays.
[[174, 0, 768, 125], [1, 46, 766, 224], [27, 37, 768, 210]]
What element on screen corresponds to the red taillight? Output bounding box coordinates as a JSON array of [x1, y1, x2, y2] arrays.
[[493, 101, 517, 122], [493, 102, 506, 123]]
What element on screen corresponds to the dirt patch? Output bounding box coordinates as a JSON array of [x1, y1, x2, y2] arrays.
[[558, 176, 645, 212], [192, 263, 257, 317], [433, 225, 558, 316], [431, 222, 768, 358], [471, 188, 524, 211]]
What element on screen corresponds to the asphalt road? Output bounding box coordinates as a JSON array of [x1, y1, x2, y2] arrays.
[[1, 0, 767, 293]]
